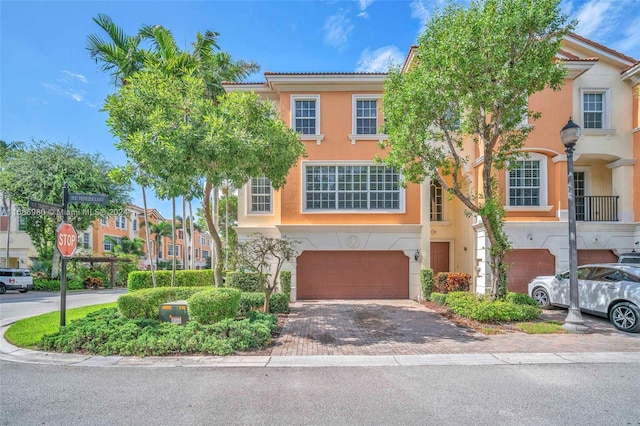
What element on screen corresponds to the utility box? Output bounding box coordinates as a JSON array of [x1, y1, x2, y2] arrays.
[[159, 300, 189, 325]]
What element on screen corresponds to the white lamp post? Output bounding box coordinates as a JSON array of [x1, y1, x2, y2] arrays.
[[560, 118, 588, 333]]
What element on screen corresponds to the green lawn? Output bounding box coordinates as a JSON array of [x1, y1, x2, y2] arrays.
[[4, 302, 118, 348]]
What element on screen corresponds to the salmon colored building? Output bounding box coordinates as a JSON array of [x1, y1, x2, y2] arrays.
[[224, 33, 639, 301]]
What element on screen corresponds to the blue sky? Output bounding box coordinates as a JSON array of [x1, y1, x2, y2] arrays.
[[1, 0, 639, 217]]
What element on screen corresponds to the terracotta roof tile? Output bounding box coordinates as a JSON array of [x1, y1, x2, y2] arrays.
[[568, 32, 636, 63]]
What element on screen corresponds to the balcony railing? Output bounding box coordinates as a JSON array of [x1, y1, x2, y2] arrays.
[[576, 195, 618, 221]]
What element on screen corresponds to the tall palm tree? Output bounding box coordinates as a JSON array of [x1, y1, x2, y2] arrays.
[[1, 140, 25, 268], [87, 15, 156, 285]]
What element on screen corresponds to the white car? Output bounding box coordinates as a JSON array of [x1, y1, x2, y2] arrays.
[[528, 264, 640, 333], [0, 268, 34, 294]]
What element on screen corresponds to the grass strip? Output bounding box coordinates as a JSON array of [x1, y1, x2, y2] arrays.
[[4, 302, 118, 348]]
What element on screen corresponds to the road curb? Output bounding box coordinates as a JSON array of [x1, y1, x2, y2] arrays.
[[3, 324, 640, 367]]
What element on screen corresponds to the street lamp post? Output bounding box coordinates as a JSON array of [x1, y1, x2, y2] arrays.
[[560, 118, 588, 333]]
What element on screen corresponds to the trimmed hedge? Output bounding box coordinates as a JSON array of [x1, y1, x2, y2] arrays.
[[238, 292, 290, 316], [33, 278, 83, 292], [444, 291, 541, 322], [429, 292, 448, 305], [118, 286, 210, 319], [225, 271, 261, 292], [434, 272, 471, 293], [188, 288, 241, 325], [506, 292, 539, 307], [128, 270, 214, 291], [280, 271, 291, 297], [420, 269, 435, 300]]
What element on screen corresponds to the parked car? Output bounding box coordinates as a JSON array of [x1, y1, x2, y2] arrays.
[[0, 268, 34, 294], [528, 263, 640, 333], [618, 252, 640, 265]]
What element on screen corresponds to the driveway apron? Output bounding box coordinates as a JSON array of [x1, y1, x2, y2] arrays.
[[271, 300, 640, 356]]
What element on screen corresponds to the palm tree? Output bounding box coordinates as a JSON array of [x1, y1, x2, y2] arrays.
[[104, 236, 145, 256], [140, 221, 173, 268], [1, 140, 25, 268], [87, 15, 156, 285]]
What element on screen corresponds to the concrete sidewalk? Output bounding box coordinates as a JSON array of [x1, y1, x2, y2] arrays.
[[3, 299, 640, 367]]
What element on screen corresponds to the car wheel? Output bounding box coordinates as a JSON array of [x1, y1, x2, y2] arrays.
[[0, 284, 5, 295], [18, 289, 28, 293], [531, 287, 552, 309], [610, 302, 640, 333]]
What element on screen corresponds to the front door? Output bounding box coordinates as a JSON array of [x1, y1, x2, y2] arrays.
[[430, 242, 450, 276]]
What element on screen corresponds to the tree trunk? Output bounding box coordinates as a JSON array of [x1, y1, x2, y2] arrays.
[[5, 199, 11, 268], [51, 249, 60, 279], [141, 184, 157, 288], [182, 197, 188, 269], [480, 207, 510, 300], [203, 180, 224, 287], [171, 197, 176, 286], [188, 200, 194, 270]]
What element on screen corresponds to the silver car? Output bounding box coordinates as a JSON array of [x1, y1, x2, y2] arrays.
[[528, 264, 640, 333]]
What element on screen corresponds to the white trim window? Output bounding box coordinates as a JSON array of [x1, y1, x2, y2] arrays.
[[292, 95, 320, 135], [430, 180, 444, 221], [445, 108, 460, 131], [507, 153, 547, 207], [199, 235, 207, 246], [18, 216, 28, 231], [103, 236, 120, 252], [168, 244, 180, 258], [202, 250, 210, 259], [132, 218, 138, 231], [100, 217, 108, 226], [115, 215, 127, 230], [82, 232, 91, 249], [581, 89, 609, 129], [304, 164, 402, 211], [249, 177, 273, 214], [353, 96, 379, 135]]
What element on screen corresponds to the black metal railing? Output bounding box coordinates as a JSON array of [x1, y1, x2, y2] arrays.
[[575, 195, 618, 221]]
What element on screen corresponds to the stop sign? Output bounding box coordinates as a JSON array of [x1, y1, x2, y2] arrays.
[[56, 223, 77, 258]]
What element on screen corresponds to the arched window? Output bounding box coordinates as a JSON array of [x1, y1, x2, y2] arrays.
[[430, 180, 443, 221]]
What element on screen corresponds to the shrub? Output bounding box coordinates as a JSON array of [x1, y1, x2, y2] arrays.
[[429, 292, 447, 305], [128, 270, 214, 291], [33, 278, 83, 291], [39, 307, 278, 356], [187, 288, 242, 325], [238, 292, 265, 317], [280, 271, 291, 297], [434, 272, 471, 293], [445, 291, 541, 322], [269, 293, 289, 314], [225, 271, 261, 292], [420, 269, 435, 300], [506, 292, 539, 307], [118, 286, 210, 319], [116, 261, 138, 287], [238, 292, 289, 316]]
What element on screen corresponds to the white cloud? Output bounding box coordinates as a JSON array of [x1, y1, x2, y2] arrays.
[[61, 70, 88, 84], [357, 0, 374, 17], [611, 15, 640, 59], [574, 0, 617, 38], [410, 0, 430, 32], [42, 83, 85, 102], [324, 10, 354, 48], [356, 46, 404, 72]]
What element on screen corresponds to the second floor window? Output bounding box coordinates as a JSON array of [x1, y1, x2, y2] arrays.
[[293, 96, 319, 135], [305, 164, 401, 211], [18, 216, 28, 231], [355, 99, 378, 135], [100, 217, 107, 226], [115, 215, 127, 229], [168, 244, 180, 257], [250, 177, 272, 213], [83, 232, 90, 249], [199, 235, 207, 246], [103, 236, 120, 252], [202, 250, 210, 259], [132, 219, 138, 231], [582, 90, 606, 129], [430, 180, 444, 221], [508, 159, 542, 206]]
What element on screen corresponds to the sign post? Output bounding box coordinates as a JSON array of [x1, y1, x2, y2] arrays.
[[56, 183, 74, 327]]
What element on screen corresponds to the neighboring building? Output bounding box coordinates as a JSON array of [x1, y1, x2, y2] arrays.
[[0, 198, 37, 268], [225, 33, 639, 300]]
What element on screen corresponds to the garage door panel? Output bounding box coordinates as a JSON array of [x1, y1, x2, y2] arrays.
[[297, 251, 408, 299], [577, 249, 617, 265], [505, 249, 555, 294]]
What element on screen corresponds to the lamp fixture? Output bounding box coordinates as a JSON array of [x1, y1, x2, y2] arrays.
[[414, 249, 420, 261]]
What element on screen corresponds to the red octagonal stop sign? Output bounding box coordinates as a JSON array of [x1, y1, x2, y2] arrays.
[[56, 223, 77, 258]]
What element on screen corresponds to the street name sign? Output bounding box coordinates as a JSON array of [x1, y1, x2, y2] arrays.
[[28, 200, 63, 215], [69, 193, 110, 204]]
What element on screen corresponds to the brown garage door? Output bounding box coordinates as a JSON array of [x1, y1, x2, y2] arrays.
[[504, 249, 555, 294], [578, 249, 617, 265], [297, 251, 409, 299]]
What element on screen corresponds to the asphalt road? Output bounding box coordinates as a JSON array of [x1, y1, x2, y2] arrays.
[[1, 362, 638, 425], [0, 289, 127, 325]]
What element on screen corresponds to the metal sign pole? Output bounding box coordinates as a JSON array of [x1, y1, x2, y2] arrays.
[[60, 183, 69, 327]]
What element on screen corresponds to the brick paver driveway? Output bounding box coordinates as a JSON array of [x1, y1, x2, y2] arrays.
[[271, 300, 640, 356]]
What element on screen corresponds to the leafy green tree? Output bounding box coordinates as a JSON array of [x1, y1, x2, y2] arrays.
[[0, 141, 130, 274], [237, 234, 298, 312], [382, 0, 572, 299]]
